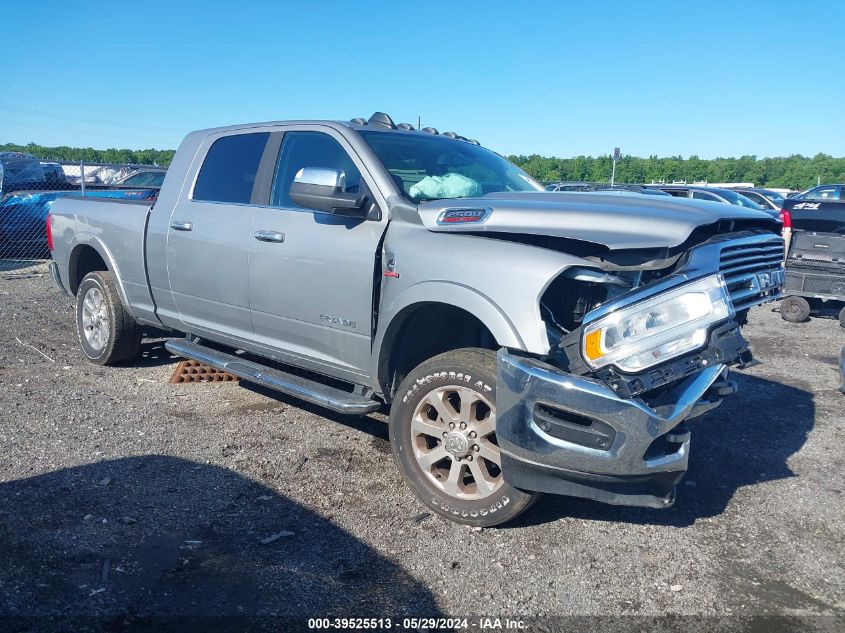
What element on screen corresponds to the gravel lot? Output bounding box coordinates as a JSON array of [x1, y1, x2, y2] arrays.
[[1, 262, 843, 629]]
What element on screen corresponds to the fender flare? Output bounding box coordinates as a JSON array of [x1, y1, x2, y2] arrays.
[[372, 281, 525, 395], [67, 235, 136, 318]]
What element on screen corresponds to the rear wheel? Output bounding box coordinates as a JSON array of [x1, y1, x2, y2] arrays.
[[389, 348, 538, 527], [76, 271, 141, 365], [780, 296, 811, 323]]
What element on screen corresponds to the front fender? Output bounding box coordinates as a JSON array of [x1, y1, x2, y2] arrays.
[[372, 280, 526, 394], [384, 280, 525, 345]]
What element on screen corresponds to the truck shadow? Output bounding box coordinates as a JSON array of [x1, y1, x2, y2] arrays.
[[134, 338, 180, 369], [0, 456, 440, 626], [515, 373, 815, 528], [240, 382, 391, 441]]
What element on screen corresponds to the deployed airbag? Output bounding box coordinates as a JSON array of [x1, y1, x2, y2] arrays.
[[409, 173, 482, 200]]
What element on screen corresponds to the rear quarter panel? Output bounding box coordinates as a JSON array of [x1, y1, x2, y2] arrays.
[[51, 197, 155, 321]]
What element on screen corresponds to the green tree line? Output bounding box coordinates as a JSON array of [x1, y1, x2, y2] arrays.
[[508, 152, 845, 190], [0, 142, 176, 167], [3, 140, 843, 190]]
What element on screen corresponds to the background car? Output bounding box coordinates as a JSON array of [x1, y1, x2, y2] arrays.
[[39, 162, 67, 184], [593, 184, 670, 196], [649, 184, 775, 215], [114, 169, 167, 187], [547, 183, 670, 196], [545, 181, 594, 191], [0, 154, 46, 195], [728, 187, 785, 211]]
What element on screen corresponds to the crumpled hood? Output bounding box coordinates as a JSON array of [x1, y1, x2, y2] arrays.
[[417, 191, 779, 249]]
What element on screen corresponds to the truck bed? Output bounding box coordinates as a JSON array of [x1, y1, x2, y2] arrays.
[[49, 195, 157, 322]]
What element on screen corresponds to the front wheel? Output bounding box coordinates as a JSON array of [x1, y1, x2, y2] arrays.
[[389, 348, 538, 527]]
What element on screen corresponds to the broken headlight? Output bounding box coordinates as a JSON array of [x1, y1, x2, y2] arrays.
[[581, 274, 734, 372]]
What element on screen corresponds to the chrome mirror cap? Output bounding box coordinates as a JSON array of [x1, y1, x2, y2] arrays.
[[293, 167, 345, 190]]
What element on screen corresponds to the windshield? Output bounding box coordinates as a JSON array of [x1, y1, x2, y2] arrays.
[[759, 190, 784, 206], [717, 189, 765, 210], [359, 130, 543, 202], [122, 171, 166, 187]]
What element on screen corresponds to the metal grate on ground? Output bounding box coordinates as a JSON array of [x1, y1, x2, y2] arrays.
[[169, 360, 240, 384]]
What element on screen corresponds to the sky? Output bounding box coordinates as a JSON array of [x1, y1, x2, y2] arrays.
[[1, 0, 842, 159]]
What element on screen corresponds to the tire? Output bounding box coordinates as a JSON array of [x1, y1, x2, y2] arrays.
[[389, 348, 538, 527], [76, 271, 141, 365], [780, 296, 811, 323], [839, 306, 845, 329]]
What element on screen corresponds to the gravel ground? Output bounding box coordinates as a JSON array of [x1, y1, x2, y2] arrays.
[[0, 262, 843, 630]]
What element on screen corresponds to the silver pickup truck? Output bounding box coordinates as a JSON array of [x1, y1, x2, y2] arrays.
[[48, 112, 785, 526]]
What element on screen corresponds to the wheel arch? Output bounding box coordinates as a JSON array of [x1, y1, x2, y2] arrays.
[[374, 282, 525, 401], [67, 237, 135, 317]]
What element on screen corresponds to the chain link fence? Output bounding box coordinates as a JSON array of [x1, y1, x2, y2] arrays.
[[0, 155, 164, 268]]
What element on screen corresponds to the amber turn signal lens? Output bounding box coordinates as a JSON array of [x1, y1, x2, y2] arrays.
[[584, 330, 603, 361]]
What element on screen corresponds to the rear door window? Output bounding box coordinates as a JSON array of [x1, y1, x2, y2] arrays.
[[193, 132, 270, 204]]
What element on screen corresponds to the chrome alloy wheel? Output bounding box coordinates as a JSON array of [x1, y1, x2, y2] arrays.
[[81, 286, 110, 351], [411, 385, 503, 500]]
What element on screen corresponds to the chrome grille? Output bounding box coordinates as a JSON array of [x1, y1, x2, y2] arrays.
[[719, 238, 785, 311]]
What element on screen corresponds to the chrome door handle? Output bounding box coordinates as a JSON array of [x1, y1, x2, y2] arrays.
[[254, 230, 285, 243], [170, 220, 193, 231]]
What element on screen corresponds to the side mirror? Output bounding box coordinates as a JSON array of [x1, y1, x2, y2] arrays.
[[289, 167, 366, 216]]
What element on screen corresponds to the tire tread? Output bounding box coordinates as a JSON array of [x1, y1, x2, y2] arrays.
[[389, 347, 539, 527]]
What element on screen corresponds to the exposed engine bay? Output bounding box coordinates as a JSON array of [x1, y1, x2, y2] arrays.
[[537, 224, 784, 402]]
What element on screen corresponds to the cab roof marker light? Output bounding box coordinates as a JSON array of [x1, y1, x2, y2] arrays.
[[368, 112, 397, 129]]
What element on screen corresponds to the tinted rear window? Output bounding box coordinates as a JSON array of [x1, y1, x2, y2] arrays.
[[193, 132, 269, 204]]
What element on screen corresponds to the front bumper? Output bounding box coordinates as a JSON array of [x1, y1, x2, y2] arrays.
[[497, 350, 730, 508]]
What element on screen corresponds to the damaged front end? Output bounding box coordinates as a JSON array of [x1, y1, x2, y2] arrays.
[[497, 231, 785, 508]]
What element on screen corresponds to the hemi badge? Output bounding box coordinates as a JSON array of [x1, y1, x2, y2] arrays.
[[436, 207, 491, 225]]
